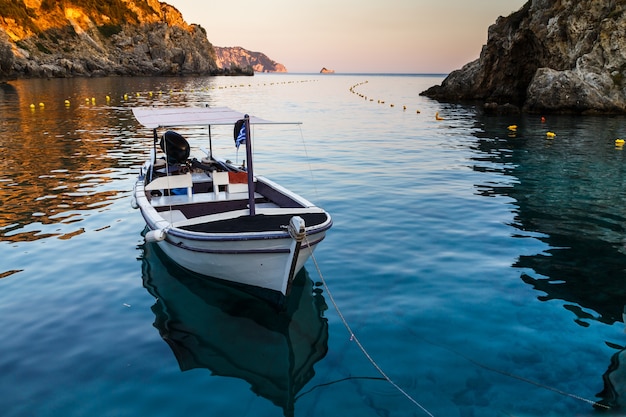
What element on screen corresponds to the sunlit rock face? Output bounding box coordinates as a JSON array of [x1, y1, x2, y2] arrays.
[[0, 1, 283, 81], [421, 0, 626, 114], [214, 46, 287, 73]]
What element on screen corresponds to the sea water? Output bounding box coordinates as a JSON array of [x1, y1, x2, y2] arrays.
[[2, 73, 626, 417]]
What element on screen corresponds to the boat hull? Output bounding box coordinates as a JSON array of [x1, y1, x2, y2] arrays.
[[151, 224, 326, 295], [134, 178, 330, 297]]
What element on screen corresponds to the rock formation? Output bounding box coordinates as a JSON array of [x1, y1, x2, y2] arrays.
[[421, 0, 626, 114], [0, 0, 218, 80], [214, 46, 286, 73], [0, 0, 284, 81], [320, 67, 335, 74]]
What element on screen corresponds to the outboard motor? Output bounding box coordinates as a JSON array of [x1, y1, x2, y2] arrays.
[[160, 131, 190, 164]]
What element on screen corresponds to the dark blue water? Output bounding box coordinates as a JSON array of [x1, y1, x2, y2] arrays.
[[2, 74, 626, 416]]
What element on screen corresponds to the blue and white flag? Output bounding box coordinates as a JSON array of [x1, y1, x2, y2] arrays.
[[234, 119, 246, 149]]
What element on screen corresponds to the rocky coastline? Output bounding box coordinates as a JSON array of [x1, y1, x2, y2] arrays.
[[0, 0, 284, 82], [214, 46, 286, 73], [421, 0, 626, 114]]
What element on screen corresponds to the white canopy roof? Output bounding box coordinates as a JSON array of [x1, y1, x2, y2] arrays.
[[132, 106, 298, 129]]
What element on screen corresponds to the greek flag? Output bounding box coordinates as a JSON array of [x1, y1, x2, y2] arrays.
[[234, 119, 246, 149]]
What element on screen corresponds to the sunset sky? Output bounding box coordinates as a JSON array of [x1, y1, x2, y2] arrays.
[[166, 0, 527, 74]]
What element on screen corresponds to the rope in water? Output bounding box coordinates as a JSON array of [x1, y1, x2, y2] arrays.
[[304, 239, 611, 414], [408, 331, 611, 411], [297, 126, 604, 413], [305, 237, 435, 417]]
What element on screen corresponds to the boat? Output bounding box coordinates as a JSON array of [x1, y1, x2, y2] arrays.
[[131, 106, 332, 303], [140, 240, 329, 417]]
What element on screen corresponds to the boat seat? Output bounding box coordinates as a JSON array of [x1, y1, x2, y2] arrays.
[[145, 173, 193, 198], [226, 171, 249, 193], [211, 171, 229, 199], [211, 171, 254, 198]]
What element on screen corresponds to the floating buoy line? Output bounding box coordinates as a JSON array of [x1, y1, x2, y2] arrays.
[[505, 118, 623, 149], [349, 80, 422, 114], [305, 236, 435, 416], [26, 79, 318, 110]]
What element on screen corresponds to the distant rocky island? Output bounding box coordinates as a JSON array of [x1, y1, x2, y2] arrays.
[[320, 67, 335, 74], [214, 46, 286, 73], [421, 0, 626, 114], [0, 0, 286, 82]]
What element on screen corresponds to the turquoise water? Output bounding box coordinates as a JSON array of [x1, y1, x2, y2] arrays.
[[2, 73, 626, 416]]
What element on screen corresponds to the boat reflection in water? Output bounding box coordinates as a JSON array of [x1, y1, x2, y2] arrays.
[[140, 241, 329, 416], [595, 311, 626, 411]]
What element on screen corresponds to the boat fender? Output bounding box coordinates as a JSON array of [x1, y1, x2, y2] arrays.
[[130, 195, 138, 209], [145, 229, 166, 243], [287, 216, 306, 242]]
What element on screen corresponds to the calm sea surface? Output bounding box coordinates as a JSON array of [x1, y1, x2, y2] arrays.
[[2, 73, 626, 417]]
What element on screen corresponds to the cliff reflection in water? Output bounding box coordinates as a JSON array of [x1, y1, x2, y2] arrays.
[[0, 79, 141, 243], [0, 76, 207, 244], [472, 114, 626, 326], [140, 241, 329, 417]]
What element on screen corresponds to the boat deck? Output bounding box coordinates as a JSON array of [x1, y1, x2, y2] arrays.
[[150, 191, 262, 208], [142, 161, 330, 234], [180, 212, 330, 233]]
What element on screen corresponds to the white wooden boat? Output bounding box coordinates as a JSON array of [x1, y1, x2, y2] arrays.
[[131, 107, 332, 301]]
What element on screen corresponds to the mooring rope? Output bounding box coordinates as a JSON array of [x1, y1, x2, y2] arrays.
[[305, 237, 435, 417], [304, 238, 611, 414], [402, 324, 611, 411], [297, 125, 320, 200]]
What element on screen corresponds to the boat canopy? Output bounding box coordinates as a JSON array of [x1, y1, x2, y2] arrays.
[[132, 106, 299, 129]]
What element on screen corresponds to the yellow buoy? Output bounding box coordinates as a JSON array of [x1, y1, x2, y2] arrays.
[[38, 102, 44, 107], [616, 139, 625, 146], [508, 125, 517, 131], [64, 99, 70, 106], [435, 112, 444, 120], [546, 132, 556, 139], [106, 95, 111, 102], [29, 103, 35, 109]]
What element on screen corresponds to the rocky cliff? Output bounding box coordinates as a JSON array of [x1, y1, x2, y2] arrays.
[[421, 0, 626, 114], [214, 46, 286, 73], [0, 0, 283, 81]]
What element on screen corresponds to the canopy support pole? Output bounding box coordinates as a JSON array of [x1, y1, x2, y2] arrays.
[[208, 125, 213, 159], [149, 128, 158, 182], [244, 115, 255, 215]]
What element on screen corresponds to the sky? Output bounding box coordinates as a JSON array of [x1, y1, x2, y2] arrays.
[[165, 0, 528, 74]]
